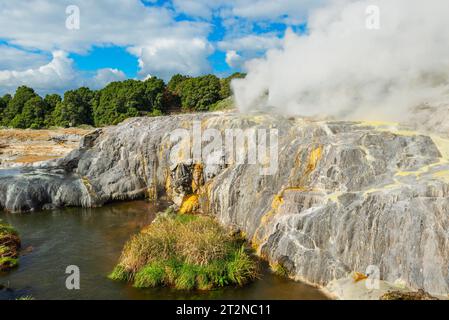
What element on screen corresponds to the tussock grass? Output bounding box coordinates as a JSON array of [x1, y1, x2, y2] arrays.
[[16, 296, 35, 300], [110, 213, 258, 290], [271, 262, 289, 278], [0, 220, 20, 272]]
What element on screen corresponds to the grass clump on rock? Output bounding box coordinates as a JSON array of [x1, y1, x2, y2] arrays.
[[380, 289, 438, 300], [0, 220, 21, 272], [109, 212, 258, 290]]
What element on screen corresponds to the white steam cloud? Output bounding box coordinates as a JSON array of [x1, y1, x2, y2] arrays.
[[233, 0, 449, 120]]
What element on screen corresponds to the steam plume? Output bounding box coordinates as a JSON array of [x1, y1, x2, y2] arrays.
[[233, 0, 449, 120]]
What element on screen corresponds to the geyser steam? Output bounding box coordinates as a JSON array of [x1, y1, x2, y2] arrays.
[[233, 0, 449, 120]]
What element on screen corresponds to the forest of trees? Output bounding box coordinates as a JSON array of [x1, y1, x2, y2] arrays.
[[0, 72, 245, 129]]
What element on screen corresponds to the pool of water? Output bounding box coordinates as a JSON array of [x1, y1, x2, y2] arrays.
[[0, 168, 24, 176], [0, 201, 327, 300]]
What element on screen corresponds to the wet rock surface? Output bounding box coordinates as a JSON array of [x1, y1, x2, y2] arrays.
[[2, 112, 449, 296]]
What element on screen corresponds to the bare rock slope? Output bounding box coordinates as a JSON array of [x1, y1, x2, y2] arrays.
[[2, 111, 449, 296]]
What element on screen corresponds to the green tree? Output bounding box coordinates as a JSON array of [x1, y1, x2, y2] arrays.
[[167, 74, 191, 94], [10, 96, 48, 129], [144, 77, 166, 113], [52, 87, 95, 127], [93, 78, 166, 126], [1, 94, 12, 105], [165, 74, 192, 113], [2, 86, 37, 126], [0, 94, 12, 113], [44, 94, 62, 111], [0, 99, 5, 125], [0, 95, 9, 121], [177, 75, 221, 111], [219, 72, 246, 99], [43, 94, 62, 127]]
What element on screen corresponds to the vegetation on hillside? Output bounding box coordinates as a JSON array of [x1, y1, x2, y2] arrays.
[[0, 73, 245, 130], [0, 220, 20, 272], [109, 211, 258, 290]]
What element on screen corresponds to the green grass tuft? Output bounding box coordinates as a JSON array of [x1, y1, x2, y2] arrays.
[[16, 296, 35, 300], [134, 263, 166, 288], [271, 262, 289, 278], [110, 214, 258, 290], [0, 257, 19, 270], [175, 264, 197, 290], [108, 265, 133, 282], [0, 224, 18, 236], [227, 246, 258, 286], [0, 220, 20, 272]]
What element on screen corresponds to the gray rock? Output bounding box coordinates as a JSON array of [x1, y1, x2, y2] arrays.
[[1, 112, 449, 296]]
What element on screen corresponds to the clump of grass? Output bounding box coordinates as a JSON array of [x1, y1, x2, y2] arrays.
[[0, 257, 19, 270], [16, 296, 35, 300], [110, 214, 258, 290], [380, 289, 438, 300], [0, 220, 21, 272], [271, 262, 289, 278]]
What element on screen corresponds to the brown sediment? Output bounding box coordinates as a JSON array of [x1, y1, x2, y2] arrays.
[[0, 128, 92, 166]]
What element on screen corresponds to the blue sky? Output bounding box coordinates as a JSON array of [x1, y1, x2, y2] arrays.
[[0, 0, 323, 95], [70, 47, 139, 78], [68, 1, 295, 79]]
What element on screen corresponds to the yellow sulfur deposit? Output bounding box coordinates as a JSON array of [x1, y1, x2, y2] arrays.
[[305, 146, 323, 174], [433, 170, 449, 183], [191, 163, 204, 194], [271, 195, 284, 211], [357, 121, 417, 137], [179, 195, 200, 214], [353, 272, 368, 283]]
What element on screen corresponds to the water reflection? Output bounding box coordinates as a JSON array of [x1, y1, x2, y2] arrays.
[[0, 201, 327, 300]]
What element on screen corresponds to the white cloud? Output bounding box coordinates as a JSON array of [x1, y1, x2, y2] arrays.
[[89, 68, 127, 88], [170, 1, 327, 70], [0, 0, 330, 93], [0, 45, 51, 71], [0, 0, 209, 53], [0, 0, 212, 88], [0, 51, 126, 95], [226, 0, 326, 22], [225, 50, 244, 69], [0, 51, 76, 94], [172, 0, 327, 23], [129, 37, 213, 81], [218, 34, 282, 52], [219, 34, 282, 69], [172, 0, 220, 19]]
